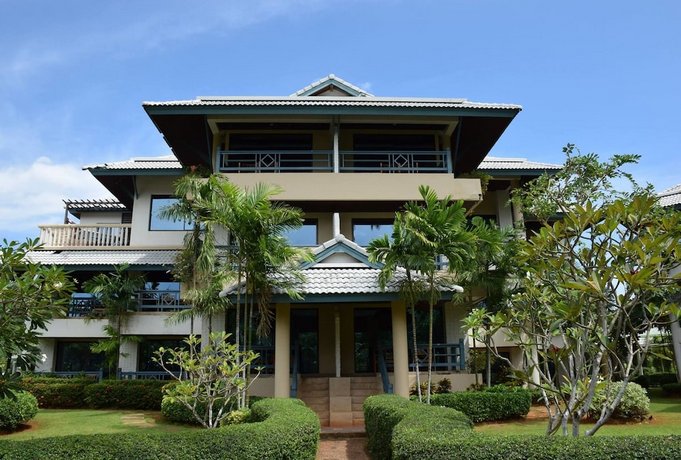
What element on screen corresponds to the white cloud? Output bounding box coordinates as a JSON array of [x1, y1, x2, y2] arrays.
[[0, 157, 113, 239]]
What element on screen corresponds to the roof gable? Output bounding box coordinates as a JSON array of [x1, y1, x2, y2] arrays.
[[292, 74, 373, 97], [301, 234, 382, 269]]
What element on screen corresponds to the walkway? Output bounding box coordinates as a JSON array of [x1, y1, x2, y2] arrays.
[[317, 426, 369, 460]]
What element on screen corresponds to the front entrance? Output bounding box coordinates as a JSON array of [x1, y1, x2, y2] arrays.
[[354, 308, 392, 374], [291, 309, 319, 374]]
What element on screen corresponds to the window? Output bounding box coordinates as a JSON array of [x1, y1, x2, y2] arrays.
[[55, 341, 104, 372], [138, 338, 186, 372], [282, 219, 318, 247], [352, 219, 394, 247], [149, 196, 192, 231]]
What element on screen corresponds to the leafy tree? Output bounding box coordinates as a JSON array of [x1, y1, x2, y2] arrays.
[[468, 149, 681, 436], [0, 239, 73, 396], [84, 264, 145, 375], [154, 332, 259, 428]]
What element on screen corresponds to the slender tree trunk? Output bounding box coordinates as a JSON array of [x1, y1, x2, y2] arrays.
[[427, 297, 433, 404], [486, 341, 492, 388], [670, 314, 681, 383]]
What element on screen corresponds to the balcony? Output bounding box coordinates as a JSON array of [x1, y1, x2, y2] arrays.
[[39, 224, 131, 249], [67, 290, 190, 317], [217, 150, 450, 174]]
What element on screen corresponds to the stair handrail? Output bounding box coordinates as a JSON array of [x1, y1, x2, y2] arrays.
[[377, 344, 394, 394], [290, 340, 300, 398]]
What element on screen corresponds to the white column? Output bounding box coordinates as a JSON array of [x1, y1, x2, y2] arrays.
[[274, 303, 291, 398], [333, 121, 340, 173], [332, 212, 341, 237], [496, 189, 513, 228]]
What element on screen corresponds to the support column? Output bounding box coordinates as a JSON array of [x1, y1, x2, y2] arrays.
[[391, 300, 409, 397], [274, 303, 291, 398], [332, 119, 340, 173]]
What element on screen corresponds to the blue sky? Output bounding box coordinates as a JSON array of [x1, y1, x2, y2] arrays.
[[1, 0, 679, 241]]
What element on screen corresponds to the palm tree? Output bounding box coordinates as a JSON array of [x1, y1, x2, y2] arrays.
[[162, 174, 234, 334], [84, 264, 145, 375]]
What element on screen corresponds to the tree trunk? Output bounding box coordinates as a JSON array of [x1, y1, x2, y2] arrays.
[[670, 314, 681, 383]]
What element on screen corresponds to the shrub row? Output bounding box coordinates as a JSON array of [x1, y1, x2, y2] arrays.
[[0, 398, 320, 460], [633, 372, 677, 388], [430, 388, 531, 423], [0, 392, 38, 431], [662, 382, 681, 397], [366, 394, 681, 460], [364, 394, 471, 460], [19, 379, 166, 410], [162, 395, 265, 425]]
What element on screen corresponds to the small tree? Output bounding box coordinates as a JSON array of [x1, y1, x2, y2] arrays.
[[84, 265, 145, 375], [468, 148, 681, 436], [154, 332, 259, 428], [0, 239, 73, 396]]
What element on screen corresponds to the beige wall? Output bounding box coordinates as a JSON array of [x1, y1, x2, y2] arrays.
[[41, 313, 192, 338], [129, 176, 187, 247], [79, 212, 123, 225]]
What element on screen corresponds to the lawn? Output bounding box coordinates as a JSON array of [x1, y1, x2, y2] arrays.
[[0, 409, 198, 441], [476, 393, 681, 436]]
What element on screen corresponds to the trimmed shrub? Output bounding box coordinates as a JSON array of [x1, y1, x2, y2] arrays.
[[662, 382, 681, 397], [430, 389, 531, 423], [633, 372, 677, 388], [588, 382, 649, 420], [0, 391, 39, 431], [19, 382, 89, 409], [0, 398, 320, 460], [84, 380, 166, 410], [162, 395, 264, 425], [364, 394, 471, 460]]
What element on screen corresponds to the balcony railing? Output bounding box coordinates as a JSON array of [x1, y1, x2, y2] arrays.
[[340, 150, 451, 173], [217, 150, 451, 174], [218, 150, 333, 172], [67, 290, 190, 317], [39, 224, 131, 248]]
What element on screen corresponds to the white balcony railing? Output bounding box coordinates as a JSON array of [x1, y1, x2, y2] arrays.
[[38, 224, 132, 248]]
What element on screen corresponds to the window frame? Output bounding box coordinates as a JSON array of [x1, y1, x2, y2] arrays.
[[282, 218, 319, 247], [148, 195, 192, 231]]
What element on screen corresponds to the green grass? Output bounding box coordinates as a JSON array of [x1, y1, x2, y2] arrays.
[[0, 409, 199, 441], [475, 394, 681, 436]]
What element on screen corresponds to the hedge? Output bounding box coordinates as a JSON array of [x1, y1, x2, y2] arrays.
[[84, 380, 166, 410], [430, 389, 531, 423], [662, 382, 681, 397], [0, 392, 38, 431], [364, 394, 471, 460], [633, 373, 677, 388], [162, 395, 265, 425], [365, 394, 681, 460], [18, 382, 90, 409], [0, 398, 320, 460]]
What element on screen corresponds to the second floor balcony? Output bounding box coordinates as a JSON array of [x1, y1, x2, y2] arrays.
[[217, 149, 452, 174], [39, 224, 132, 249], [68, 289, 190, 317]]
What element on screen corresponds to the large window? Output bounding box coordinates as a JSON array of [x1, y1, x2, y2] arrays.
[[138, 338, 186, 372], [55, 341, 104, 372], [149, 196, 192, 231], [282, 219, 318, 247], [352, 219, 394, 247]]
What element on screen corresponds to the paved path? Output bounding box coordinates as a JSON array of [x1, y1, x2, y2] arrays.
[[120, 413, 156, 428], [317, 437, 369, 460]]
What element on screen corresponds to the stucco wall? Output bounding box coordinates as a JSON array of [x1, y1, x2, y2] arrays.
[[129, 176, 187, 248]]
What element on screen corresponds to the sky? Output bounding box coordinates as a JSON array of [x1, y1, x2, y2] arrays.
[[0, 0, 679, 242]]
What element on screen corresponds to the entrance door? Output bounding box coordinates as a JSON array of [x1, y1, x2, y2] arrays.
[[354, 308, 392, 374], [291, 309, 319, 374]]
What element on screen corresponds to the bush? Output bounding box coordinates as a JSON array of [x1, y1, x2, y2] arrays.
[[588, 382, 650, 420], [633, 372, 677, 388], [365, 393, 681, 460], [430, 389, 531, 423], [162, 395, 264, 425], [409, 378, 452, 397], [364, 394, 471, 460], [19, 382, 89, 409], [0, 391, 39, 431], [0, 398, 320, 460], [84, 380, 166, 410], [662, 382, 681, 397]]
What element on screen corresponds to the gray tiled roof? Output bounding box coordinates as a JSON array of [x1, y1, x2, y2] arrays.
[[26, 250, 179, 266], [143, 96, 521, 111], [273, 268, 392, 294], [659, 184, 681, 208], [84, 156, 182, 171], [64, 198, 127, 212], [478, 157, 562, 171]]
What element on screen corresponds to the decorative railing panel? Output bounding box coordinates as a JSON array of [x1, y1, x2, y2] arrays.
[[39, 224, 131, 248], [218, 150, 333, 172], [67, 291, 190, 317], [340, 150, 451, 173]]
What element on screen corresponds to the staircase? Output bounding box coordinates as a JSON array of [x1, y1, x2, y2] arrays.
[[298, 375, 382, 427], [298, 377, 330, 426]]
